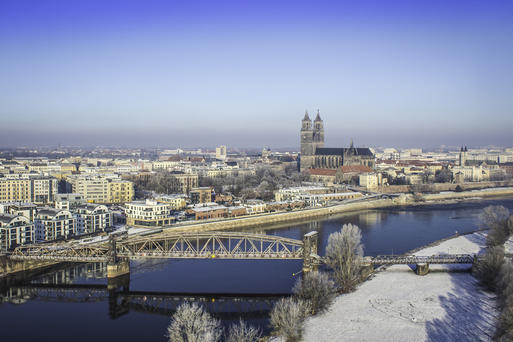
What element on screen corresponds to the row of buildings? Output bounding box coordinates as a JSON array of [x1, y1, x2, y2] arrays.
[[0, 199, 113, 251]]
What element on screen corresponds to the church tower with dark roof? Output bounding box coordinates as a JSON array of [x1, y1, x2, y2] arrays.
[[300, 111, 315, 170], [313, 109, 325, 152]]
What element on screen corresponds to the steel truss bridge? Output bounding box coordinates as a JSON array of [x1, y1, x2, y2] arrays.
[[369, 254, 478, 265], [9, 231, 311, 263]]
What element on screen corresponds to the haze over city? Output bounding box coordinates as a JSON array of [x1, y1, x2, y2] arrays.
[[4, 2, 513, 342], [1, 0, 512, 149]]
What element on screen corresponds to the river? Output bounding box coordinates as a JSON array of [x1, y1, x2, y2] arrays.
[[1, 197, 513, 342]]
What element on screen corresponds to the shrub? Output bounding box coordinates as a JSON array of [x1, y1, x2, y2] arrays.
[[472, 246, 505, 291], [496, 260, 513, 304], [496, 300, 513, 341], [325, 223, 364, 293], [167, 302, 222, 342], [270, 297, 310, 342], [225, 319, 261, 342], [292, 271, 336, 315]]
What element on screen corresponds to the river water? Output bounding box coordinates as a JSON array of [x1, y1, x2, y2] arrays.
[[1, 197, 513, 342]]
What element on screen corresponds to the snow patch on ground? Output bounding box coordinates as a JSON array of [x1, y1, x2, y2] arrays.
[[302, 232, 513, 342]]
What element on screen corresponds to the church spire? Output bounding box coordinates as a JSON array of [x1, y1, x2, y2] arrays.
[[303, 110, 310, 121], [314, 109, 322, 121]]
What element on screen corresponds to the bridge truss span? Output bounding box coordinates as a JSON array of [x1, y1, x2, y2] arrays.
[[117, 232, 305, 260], [10, 244, 110, 262], [9, 231, 308, 263], [371, 253, 476, 265]]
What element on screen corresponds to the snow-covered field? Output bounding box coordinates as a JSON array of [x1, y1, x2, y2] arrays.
[[302, 232, 513, 342]]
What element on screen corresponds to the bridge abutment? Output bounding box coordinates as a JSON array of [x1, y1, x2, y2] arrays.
[[415, 263, 429, 276], [360, 257, 374, 280], [107, 259, 130, 280]]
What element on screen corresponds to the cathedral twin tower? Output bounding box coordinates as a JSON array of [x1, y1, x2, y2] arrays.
[[299, 110, 375, 171], [300, 110, 324, 170]]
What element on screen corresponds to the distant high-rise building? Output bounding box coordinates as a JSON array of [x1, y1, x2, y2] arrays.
[[216, 145, 227, 160]]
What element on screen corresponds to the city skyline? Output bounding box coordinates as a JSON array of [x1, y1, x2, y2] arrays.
[[1, 0, 513, 148]]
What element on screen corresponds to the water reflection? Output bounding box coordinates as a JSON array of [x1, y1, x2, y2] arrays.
[[1, 197, 513, 342]]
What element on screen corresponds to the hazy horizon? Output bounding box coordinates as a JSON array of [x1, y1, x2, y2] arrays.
[[1, 0, 512, 149]]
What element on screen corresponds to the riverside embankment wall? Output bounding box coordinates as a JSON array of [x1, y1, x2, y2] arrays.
[[377, 180, 513, 194], [162, 187, 513, 234]]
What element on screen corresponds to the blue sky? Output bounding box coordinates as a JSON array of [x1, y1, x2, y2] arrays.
[[1, 0, 512, 149]]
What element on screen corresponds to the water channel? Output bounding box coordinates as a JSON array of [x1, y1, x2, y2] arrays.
[[2, 197, 513, 342]]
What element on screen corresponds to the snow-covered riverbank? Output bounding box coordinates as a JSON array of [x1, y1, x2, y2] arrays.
[[302, 232, 513, 342]]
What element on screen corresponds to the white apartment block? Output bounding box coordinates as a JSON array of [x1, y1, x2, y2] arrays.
[[0, 214, 34, 251], [125, 199, 172, 227], [35, 208, 76, 242], [74, 204, 112, 234]]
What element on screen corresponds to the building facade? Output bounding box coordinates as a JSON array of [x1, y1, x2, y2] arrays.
[[75, 204, 112, 234], [190, 187, 214, 204], [0, 175, 57, 204], [67, 175, 134, 204], [35, 208, 76, 242], [155, 194, 187, 211], [107, 179, 134, 203], [125, 199, 172, 227], [0, 214, 34, 251]]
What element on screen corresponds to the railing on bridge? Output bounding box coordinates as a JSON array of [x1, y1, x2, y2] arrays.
[[117, 232, 305, 260], [370, 254, 477, 265]]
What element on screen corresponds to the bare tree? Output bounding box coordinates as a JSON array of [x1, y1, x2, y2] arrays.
[[167, 303, 222, 342], [497, 259, 513, 303], [494, 259, 513, 340], [473, 246, 505, 291], [270, 297, 310, 342], [292, 271, 336, 315], [480, 205, 511, 246], [325, 223, 364, 293], [225, 319, 261, 342]]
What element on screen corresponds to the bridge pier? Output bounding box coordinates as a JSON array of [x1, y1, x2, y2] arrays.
[[107, 259, 130, 280], [302, 231, 318, 273], [415, 263, 429, 276]]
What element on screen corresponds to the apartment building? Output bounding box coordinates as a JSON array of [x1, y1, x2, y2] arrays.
[[67, 175, 134, 204], [189, 187, 214, 204], [170, 171, 199, 194], [75, 204, 112, 234], [155, 194, 187, 211], [35, 208, 76, 241], [125, 199, 172, 227], [0, 214, 34, 251], [0, 175, 57, 204], [32, 177, 59, 203], [0, 178, 31, 203], [54, 193, 85, 210], [107, 179, 134, 203]]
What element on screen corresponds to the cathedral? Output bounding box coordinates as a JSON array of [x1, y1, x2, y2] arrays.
[[299, 111, 375, 171]]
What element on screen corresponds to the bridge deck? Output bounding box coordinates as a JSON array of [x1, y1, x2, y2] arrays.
[[370, 254, 476, 265]]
